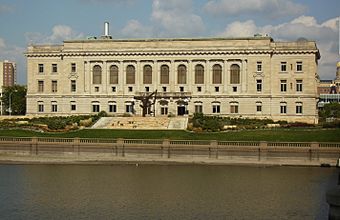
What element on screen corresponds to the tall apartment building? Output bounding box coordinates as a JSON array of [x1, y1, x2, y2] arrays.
[[25, 26, 320, 123], [0, 60, 16, 115]]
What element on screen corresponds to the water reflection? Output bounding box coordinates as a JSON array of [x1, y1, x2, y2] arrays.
[[0, 165, 337, 219]]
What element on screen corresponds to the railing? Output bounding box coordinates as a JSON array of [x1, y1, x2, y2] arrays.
[[0, 137, 339, 162]]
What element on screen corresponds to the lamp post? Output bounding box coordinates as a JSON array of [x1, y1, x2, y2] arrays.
[[8, 90, 17, 116]]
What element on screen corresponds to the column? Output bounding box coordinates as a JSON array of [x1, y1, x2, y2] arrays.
[[241, 59, 247, 93]]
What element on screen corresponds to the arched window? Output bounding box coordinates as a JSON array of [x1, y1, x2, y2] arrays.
[[230, 101, 239, 113], [126, 65, 135, 84], [212, 64, 222, 84], [143, 65, 152, 84], [93, 65, 102, 84], [195, 64, 204, 84], [177, 64, 187, 84], [160, 65, 169, 84], [230, 64, 240, 84], [109, 65, 118, 84]]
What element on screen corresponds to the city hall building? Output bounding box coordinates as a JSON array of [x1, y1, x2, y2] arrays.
[[26, 25, 320, 123]]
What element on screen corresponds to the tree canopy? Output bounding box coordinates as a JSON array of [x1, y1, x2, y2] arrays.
[[1, 85, 27, 115]]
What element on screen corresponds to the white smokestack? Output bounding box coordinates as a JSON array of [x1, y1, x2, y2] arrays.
[[104, 22, 109, 36]]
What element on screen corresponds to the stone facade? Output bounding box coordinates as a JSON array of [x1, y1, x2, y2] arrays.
[[25, 36, 320, 123]]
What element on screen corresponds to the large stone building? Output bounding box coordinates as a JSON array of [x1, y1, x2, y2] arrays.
[[0, 60, 16, 115], [25, 26, 320, 123], [318, 62, 340, 108]]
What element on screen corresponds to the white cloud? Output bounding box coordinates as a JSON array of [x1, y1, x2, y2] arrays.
[[204, 0, 306, 18], [151, 0, 205, 37], [219, 16, 339, 79], [0, 4, 13, 14], [25, 25, 84, 44], [121, 20, 153, 38]]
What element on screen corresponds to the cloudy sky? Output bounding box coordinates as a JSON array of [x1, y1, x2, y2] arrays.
[[0, 0, 339, 84]]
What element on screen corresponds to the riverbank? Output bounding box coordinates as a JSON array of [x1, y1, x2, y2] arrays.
[[0, 153, 336, 167]]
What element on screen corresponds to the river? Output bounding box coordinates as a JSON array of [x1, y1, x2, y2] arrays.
[[0, 164, 337, 220]]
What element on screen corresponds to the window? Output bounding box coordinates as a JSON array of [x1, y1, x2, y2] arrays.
[[256, 79, 262, 92], [195, 64, 204, 84], [128, 87, 133, 92], [109, 65, 118, 84], [143, 65, 152, 84], [93, 65, 102, 84], [296, 102, 303, 114], [160, 65, 169, 84], [230, 102, 239, 114], [38, 64, 44, 73], [112, 87, 116, 92], [92, 102, 100, 113], [230, 64, 240, 84], [109, 102, 117, 113], [197, 86, 202, 92], [177, 65, 187, 84], [195, 102, 203, 113], [71, 80, 76, 92], [179, 86, 184, 92], [215, 87, 219, 92], [38, 80, 44, 92], [233, 87, 237, 92], [95, 87, 99, 92], [125, 103, 133, 113], [71, 102, 76, 111], [145, 87, 150, 92], [212, 64, 222, 84], [162, 87, 167, 92], [161, 106, 168, 115], [280, 102, 287, 114], [38, 102, 44, 112], [212, 102, 220, 113], [280, 62, 287, 72], [280, 80, 287, 92], [71, 63, 76, 72], [256, 101, 262, 113], [126, 65, 135, 84], [296, 62, 303, 72], [257, 61, 262, 72], [51, 102, 58, 112], [51, 80, 58, 93], [296, 80, 303, 92], [52, 64, 58, 73]]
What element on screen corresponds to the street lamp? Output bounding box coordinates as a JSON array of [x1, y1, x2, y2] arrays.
[[8, 90, 17, 116]]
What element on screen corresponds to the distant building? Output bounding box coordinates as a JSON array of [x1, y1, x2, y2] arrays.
[[318, 62, 340, 108], [0, 60, 17, 115], [25, 23, 320, 124]]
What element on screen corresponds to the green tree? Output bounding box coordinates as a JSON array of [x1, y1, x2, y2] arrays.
[[1, 85, 27, 115], [319, 103, 340, 120]]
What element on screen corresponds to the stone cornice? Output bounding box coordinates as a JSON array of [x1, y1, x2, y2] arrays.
[[25, 49, 319, 58]]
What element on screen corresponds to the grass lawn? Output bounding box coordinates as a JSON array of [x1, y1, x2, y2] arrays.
[[0, 128, 339, 142]]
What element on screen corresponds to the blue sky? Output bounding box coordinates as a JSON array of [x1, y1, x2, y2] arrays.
[[0, 0, 339, 84]]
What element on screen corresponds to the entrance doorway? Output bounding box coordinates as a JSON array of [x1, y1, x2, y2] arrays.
[[177, 106, 185, 116]]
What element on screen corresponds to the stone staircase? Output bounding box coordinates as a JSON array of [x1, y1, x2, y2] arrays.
[[92, 116, 188, 130]]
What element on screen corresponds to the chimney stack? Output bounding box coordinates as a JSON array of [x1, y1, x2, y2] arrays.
[[101, 22, 112, 39]]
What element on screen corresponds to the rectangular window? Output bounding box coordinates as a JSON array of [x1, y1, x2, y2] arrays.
[[212, 104, 220, 113], [257, 61, 262, 72], [51, 80, 58, 93], [296, 62, 303, 72], [145, 87, 150, 92], [296, 103, 303, 114], [197, 86, 202, 92], [109, 104, 117, 113], [296, 80, 303, 92], [233, 87, 237, 92], [215, 87, 219, 92], [280, 62, 287, 72], [280, 104, 287, 114], [162, 87, 167, 92], [71, 102, 76, 111], [195, 105, 203, 113], [71, 80, 76, 92], [180, 86, 184, 92], [71, 63, 76, 72], [126, 104, 133, 113], [95, 87, 99, 92], [38, 64, 44, 73], [112, 87, 116, 92], [161, 107, 168, 115], [38, 103, 44, 112], [256, 105, 262, 112], [256, 79, 262, 92], [51, 103, 58, 112], [280, 80, 287, 92], [38, 80, 44, 92], [92, 104, 100, 113], [128, 87, 133, 92], [52, 64, 58, 73], [230, 105, 239, 114]]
